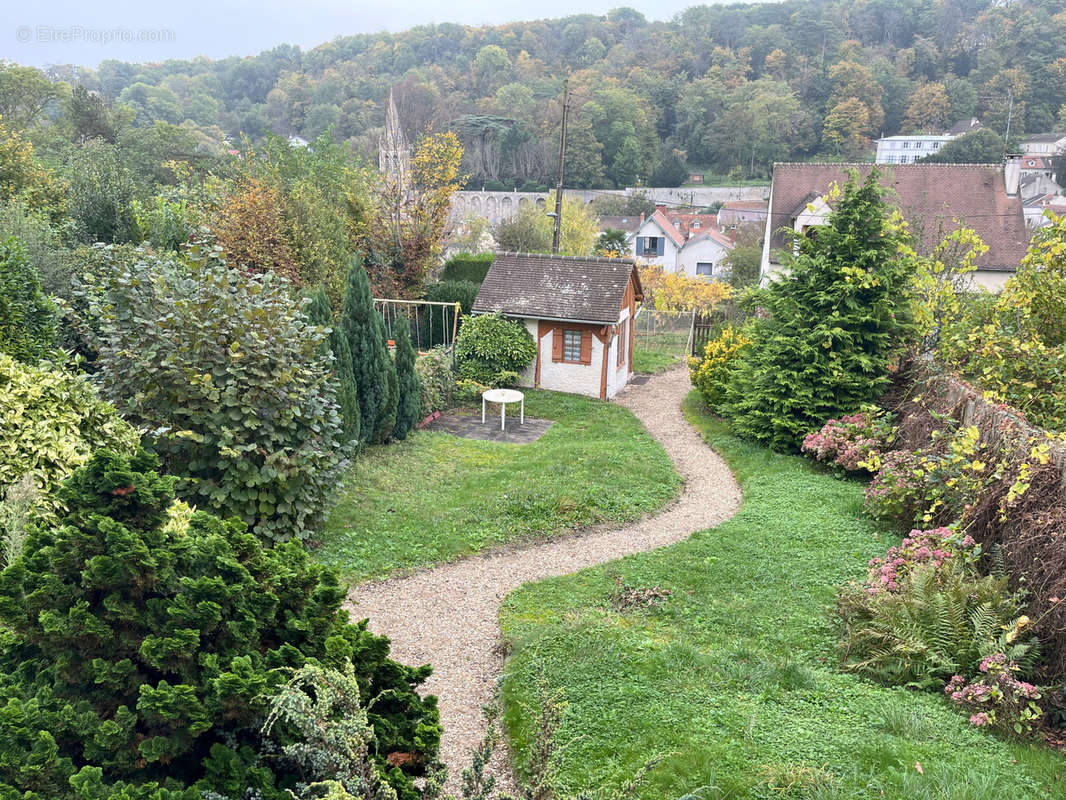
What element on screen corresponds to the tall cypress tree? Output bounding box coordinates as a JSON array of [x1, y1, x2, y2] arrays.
[[306, 285, 360, 444], [340, 256, 391, 444], [391, 315, 421, 440]]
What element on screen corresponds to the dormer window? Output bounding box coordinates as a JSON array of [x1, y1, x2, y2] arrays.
[[692, 221, 701, 229]]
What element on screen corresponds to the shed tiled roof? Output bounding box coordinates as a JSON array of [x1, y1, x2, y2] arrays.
[[767, 163, 1030, 272], [472, 252, 641, 325]]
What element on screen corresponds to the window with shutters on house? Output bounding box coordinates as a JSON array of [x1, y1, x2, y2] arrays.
[[563, 330, 582, 362]]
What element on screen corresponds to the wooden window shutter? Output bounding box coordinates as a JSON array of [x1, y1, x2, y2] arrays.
[[580, 330, 592, 365], [617, 320, 626, 366], [552, 327, 564, 362], [657, 237, 665, 256], [635, 237, 644, 255]]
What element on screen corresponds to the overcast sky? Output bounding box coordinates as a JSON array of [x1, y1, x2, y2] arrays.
[[1, 0, 708, 68]]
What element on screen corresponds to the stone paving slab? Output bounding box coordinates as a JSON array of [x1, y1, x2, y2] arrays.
[[424, 412, 553, 444]]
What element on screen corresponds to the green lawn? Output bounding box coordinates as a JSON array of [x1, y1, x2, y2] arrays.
[[315, 390, 681, 583], [498, 392, 1066, 799], [633, 349, 683, 374]]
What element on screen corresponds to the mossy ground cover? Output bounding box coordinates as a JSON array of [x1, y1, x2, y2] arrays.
[[497, 393, 1066, 799], [316, 389, 680, 582]]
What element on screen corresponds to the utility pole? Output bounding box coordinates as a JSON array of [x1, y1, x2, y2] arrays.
[[551, 79, 570, 254]]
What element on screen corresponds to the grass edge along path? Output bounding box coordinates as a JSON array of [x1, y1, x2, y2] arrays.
[[315, 389, 681, 583], [497, 391, 1066, 800]]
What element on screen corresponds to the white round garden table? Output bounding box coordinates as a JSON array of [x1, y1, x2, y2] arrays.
[[481, 388, 525, 430]]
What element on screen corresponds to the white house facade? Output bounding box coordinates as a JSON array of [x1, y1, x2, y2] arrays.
[[875, 135, 954, 164], [630, 208, 733, 279]]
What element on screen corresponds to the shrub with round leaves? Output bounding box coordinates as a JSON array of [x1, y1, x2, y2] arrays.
[[0, 449, 440, 800], [454, 313, 536, 386], [80, 241, 345, 542], [0, 352, 138, 503]]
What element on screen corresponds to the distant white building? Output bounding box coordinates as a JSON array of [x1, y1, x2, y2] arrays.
[[1020, 133, 1066, 156], [875, 135, 954, 164]]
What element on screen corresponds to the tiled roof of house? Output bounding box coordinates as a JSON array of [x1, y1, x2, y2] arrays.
[[1021, 156, 1055, 170], [597, 215, 643, 234], [472, 252, 642, 325], [945, 118, 982, 136], [1022, 132, 1066, 144], [644, 209, 686, 247], [767, 163, 1030, 272], [664, 212, 720, 239]]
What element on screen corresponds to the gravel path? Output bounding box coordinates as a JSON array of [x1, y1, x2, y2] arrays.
[[345, 366, 741, 789]]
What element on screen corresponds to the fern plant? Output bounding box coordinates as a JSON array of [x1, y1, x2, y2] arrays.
[[837, 559, 1035, 689]]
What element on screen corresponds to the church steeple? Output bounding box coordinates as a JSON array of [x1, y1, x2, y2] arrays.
[[379, 89, 410, 188]]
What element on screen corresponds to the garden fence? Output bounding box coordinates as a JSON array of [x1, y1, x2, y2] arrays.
[[631, 308, 694, 361]]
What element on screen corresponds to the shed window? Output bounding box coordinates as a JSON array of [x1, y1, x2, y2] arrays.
[[696, 262, 714, 276], [563, 330, 582, 362]]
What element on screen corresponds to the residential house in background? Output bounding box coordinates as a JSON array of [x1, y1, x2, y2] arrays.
[[1019, 155, 1062, 199], [718, 200, 769, 228], [1024, 193, 1066, 228], [1020, 133, 1066, 156], [945, 118, 983, 136], [875, 134, 954, 163], [630, 207, 733, 279], [472, 253, 643, 400], [761, 161, 1031, 291], [595, 215, 643, 236]]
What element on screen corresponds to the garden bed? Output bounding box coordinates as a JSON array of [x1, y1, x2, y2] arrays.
[[496, 393, 1066, 799], [315, 389, 681, 583]]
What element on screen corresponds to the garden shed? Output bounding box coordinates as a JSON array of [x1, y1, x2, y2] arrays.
[[472, 252, 643, 400]]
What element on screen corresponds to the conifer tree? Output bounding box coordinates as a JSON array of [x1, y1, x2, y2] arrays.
[[391, 315, 422, 440], [306, 285, 360, 444], [0, 236, 57, 364], [722, 170, 915, 450], [340, 257, 392, 444]]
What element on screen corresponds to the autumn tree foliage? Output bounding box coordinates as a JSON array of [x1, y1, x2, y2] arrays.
[[372, 131, 465, 297], [212, 177, 300, 284], [639, 264, 733, 313]]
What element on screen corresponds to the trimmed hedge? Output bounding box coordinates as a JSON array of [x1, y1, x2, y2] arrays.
[[439, 253, 493, 284]]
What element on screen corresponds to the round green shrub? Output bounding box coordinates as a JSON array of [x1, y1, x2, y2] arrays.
[[81, 244, 345, 543], [0, 449, 440, 800], [454, 313, 536, 386], [0, 353, 138, 503]]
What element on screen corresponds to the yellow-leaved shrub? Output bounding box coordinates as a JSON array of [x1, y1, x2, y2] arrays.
[[688, 325, 752, 410]]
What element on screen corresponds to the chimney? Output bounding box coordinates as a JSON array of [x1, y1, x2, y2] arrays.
[[639, 212, 644, 223], [1004, 153, 1021, 197], [655, 204, 667, 214]]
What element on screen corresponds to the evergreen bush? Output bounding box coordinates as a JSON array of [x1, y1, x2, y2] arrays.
[[721, 170, 915, 450], [81, 241, 345, 543], [454, 313, 536, 386], [0, 449, 440, 800], [439, 253, 493, 284], [422, 280, 479, 348], [306, 286, 361, 444], [340, 258, 397, 444], [0, 235, 58, 363], [391, 317, 421, 440]]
